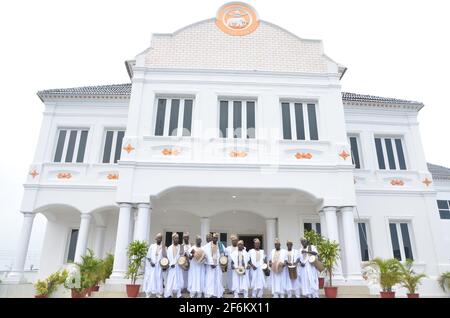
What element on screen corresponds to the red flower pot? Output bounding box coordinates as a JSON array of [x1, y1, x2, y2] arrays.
[[91, 285, 100, 292], [407, 293, 419, 298], [71, 289, 86, 298], [126, 284, 141, 298], [324, 286, 338, 298], [318, 277, 325, 289], [380, 291, 396, 298], [34, 295, 48, 298]]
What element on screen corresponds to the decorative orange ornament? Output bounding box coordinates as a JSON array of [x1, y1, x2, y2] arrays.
[[229, 151, 248, 158], [215, 2, 259, 36], [107, 173, 119, 180], [123, 144, 135, 154], [57, 172, 72, 179], [29, 169, 39, 178], [295, 152, 313, 159], [422, 178, 432, 187], [162, 148, 181, 156], [339, 150, 350, 160], [390, 179, 404, 186]]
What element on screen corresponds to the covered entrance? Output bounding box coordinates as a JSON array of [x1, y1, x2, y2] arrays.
[[238, 234, 263, 251]]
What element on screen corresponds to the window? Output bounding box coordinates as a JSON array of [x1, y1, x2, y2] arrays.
[[356, 222, 370, 261], [437, 200, 450, 220], [374, 137, 407, 170], [303, 222, 321, 235], [154, 98, 193, 137], [389, 222, 414, 261], [54, 129, 89, 163], [348, 135, 362, 169], [164, 231, 183, 247], [66, 229, 79, 262], [102, 130, 125, 163], [281, 101, 318, 141], [219, 99, 256, 139]]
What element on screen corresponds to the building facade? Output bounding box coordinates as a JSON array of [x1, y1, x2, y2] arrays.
[[7, 2, 450, 296]]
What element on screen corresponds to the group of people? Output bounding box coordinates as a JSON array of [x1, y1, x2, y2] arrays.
[[142, 232, 320, 298]]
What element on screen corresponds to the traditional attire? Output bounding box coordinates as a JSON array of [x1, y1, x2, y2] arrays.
[[203, 241, 224, 298], [187, 245, 205, 298], [181, 241, 192, 290], [143, 242, 165, 297], [270, 248, 287, 298], [248, 248, 266, 298], [163, 243, 184, 298], [225, 244, 238, 291], [299, 244, 319, 298], [284, 248, 301, 298], [230, 249, 250, 298]]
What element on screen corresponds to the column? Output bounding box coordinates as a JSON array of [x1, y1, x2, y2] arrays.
[[93, 225, 107, 259], [110, 203, 132, 281], [200, 217, 210, 242], [134, 203, 151, 242], [340, 206, 363, 281], [74, 213, 92, 263], [265, 218, 276, 253], [319, 210, 327, 237], [7, 212, 36, 283], [323, 206, 343, 279]]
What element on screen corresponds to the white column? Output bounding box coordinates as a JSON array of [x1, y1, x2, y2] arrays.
[[200, 217, 210, 242], [93, 225, 107, 259], [110, 203, 132, 281], [340, 206, 362, 281], [319, 210, 327, 237], [135, 203, 151, 242], [7, 212, 36, 283], [323, 206, 343, 279], [74, 213, 92, 263], [265, 218, 276, 253]]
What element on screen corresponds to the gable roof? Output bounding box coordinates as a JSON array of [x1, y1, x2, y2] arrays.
[[427, 163, 450, 180]]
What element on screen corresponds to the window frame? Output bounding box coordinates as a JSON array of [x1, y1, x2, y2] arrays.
[[279, 100, 319, 141], [153, 96, 195, 138], [388, 220, 415, 261], [101, 128, 126, 164], [53, 127, 90, 164], [437, 200, 450, 220], [217, 97, 257, 139], [348, 134, 363, 169], [355, 220, 372, 262], [374, 136, 408, 171], [65, 228, 79, 263]]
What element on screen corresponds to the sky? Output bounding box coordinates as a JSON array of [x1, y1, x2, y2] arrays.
[[0, 0, 449, 265]]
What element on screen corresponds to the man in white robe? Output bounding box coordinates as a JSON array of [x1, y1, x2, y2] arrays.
[[225, 234, 239, 293], [203, 232, 224, 298], [164, 232, 184, 298], [181, 232, 192, 292], [298, 237, 319, 298], [202, 233, 212, 295], [230, 240, 250, 298], [143, 233, 165, 298], [268, 238, 286, 298], [283, 240, 301, 298], [187, 235, 205, 298], [248, 238, 266, 298]]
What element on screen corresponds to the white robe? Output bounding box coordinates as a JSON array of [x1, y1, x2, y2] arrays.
[[203, 242, 224, 298], [181, 243, 192, 289], [230, 250, 250, 293], [270, 249, 287, 295], [142, 243, 164, 295], [225, 245, 238, 290], [164, 244, 184, 296], [298, 245, 319, 297], [187, 246, 205, 294], [248, 249, 266, 291], [283, 249, 300, 292]]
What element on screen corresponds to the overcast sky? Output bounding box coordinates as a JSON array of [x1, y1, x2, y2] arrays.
[[0, 0, 449, 260]]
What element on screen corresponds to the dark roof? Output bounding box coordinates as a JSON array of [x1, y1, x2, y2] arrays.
[[341, 92, 423, 106], [427, 163, 450, 180], [37, 84, 423, 107]]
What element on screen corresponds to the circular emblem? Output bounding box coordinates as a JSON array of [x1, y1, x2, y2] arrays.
[[215, 2, 259, 36]]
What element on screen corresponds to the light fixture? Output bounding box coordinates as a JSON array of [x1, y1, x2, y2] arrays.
[[232, 195, 237, 199]]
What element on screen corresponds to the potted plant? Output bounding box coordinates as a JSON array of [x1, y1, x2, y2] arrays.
[[398, 259, 426, 298], [34, 270, 68, 298], [319, 238, 340, 298], [304, 230, 326, 289], [77, 249, 102, 296], [94, 253, 114, 292], [438, 271, 450, 293], [125, 240, 149, 297], [365, 258, 402, 298]]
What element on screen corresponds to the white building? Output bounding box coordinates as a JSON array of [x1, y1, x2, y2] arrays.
[[6, 2, 450, 296]]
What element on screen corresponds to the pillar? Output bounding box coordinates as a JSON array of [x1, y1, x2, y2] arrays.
[[7, 212, 36, 283], [319, 210, 327, 237], [340, 206, 362, 281], [265, 218, 276, 253], [200, 217, 210, 242], [74, 213, 92, 263], [323, 206, 343, 279], [110, 203, 132, 281], [93, 225, 107, 259], [134, 203, 151, 242]]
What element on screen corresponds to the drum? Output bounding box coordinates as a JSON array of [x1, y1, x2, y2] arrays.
[[288, 265, 298, 280], [235, 266, 246, 276], [219, 256, 228, 272], [308, 254, 324, 272], [308, 255, 316, 263], [261, 263, 270, 276], [159, 257, 169, 270], [178, 256, 189, 271], [193, 249, 205, 263], [271, 261, 284, 274]]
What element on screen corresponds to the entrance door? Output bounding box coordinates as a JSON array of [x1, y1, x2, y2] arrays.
[[238, 235, 263, 251]]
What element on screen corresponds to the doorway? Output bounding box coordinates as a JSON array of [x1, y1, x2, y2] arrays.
[[238, 234, 263, 251]]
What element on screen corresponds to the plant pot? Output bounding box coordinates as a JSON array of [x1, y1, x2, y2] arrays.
[[34, 295, 48, 298], [126, 284, 141, 298], [71, 289, 86, 298], [318, 277, 325, 289], [380, 291, 396, 298], [407, 293, 419, 298], [324, 286, 338, 298], [91, 285, 100, 292]]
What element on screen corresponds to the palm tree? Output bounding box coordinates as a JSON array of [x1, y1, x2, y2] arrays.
[[398, 259, 426, 295], [438, 272, 450, 292], [365, 258, 402, 292]]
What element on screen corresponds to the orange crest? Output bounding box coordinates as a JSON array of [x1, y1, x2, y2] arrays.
[[339, 150, 350, 160], [162, 148, 181, 156], [216, 2, 259, 36], [390, 179, 404, 186], [107, 173, 119, 180], [57, 172, 72, 179], [295, 152, 313, 160], [229, 151, 248, 158]]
